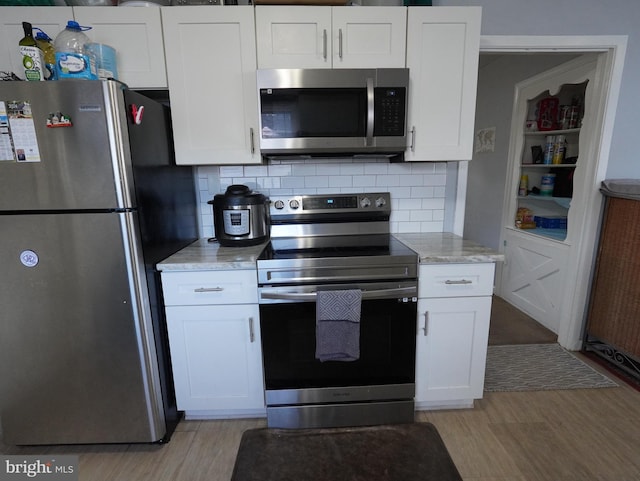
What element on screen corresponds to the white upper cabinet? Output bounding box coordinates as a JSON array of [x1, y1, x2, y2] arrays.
[[0, 7, 71, 79], [0, 6, 165, 88], [405, 7, 481, 161], [255, 6, 407, 69], [161, 6, 261, 165], [73, 6, 167, 89]]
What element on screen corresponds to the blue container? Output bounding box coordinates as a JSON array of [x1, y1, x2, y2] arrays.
[[85, 43, 118, 80]]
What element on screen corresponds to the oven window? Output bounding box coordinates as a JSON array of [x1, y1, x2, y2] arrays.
[[260, 88, 367, 138], [260, 299, 416, 390]]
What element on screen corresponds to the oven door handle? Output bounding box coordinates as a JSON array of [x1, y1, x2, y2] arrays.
[[260, 286, 416, 302]]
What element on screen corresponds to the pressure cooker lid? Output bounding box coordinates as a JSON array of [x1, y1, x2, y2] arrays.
[[209, 184, 268, 206]]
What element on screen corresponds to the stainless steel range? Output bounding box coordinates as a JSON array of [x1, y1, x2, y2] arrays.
[[257, 192, 418, 429]]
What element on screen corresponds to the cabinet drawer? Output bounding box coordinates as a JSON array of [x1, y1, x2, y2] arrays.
[[419, 263, 495, 298], [162, 270, 258, 306]]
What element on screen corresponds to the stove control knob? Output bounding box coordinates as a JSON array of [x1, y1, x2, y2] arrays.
[[273, 200, 285, 210], [360, 196, 371, 208], [289, 199, 300, 210], [375, 196, 387, 208]]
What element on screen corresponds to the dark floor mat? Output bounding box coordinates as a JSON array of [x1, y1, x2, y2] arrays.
[[231, 422, 463, 481]]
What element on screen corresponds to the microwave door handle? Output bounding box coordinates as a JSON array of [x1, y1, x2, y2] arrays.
[[366, 77, 374, 147]]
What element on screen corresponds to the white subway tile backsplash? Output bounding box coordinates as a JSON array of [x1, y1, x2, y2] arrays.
[[353, 175, 377, 187], [329, 175, 352, 188], [281, 176, 306, 189], [339, 164, 366, 175], [377, 174, 400, 186], [268, 164, 293, 177], [305, 176, 330, 188], [244, 165, 269, 177], [292, 163, 317, 176], [410, 186, 435, 198], [196, 159, 449, 235], [219, 166, 244, 177], [316, 163, 341, 175], [364, 163, 389, 175], [423, 174, 447, 186]]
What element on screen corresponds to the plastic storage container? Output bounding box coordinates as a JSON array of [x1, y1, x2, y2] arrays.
[[53, 21, 98, 80]]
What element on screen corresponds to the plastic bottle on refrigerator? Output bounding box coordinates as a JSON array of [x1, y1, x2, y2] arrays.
[[34, 28, 56, 80], [53, 21, 98, 80], [19, 22, 45, 81]]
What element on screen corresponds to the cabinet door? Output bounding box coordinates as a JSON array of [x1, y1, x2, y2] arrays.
[[73, 6, 167, 89], [0, 7, 71, 78], [405, 7, 481, 161], [415, 296, 491, 403], [165, 304, 264, 412], [331, 6, 406, 69], [162, 6, 260, 165], [255, 6, 332, 69]]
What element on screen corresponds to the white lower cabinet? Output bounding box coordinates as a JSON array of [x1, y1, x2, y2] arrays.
[[415, 263, 494, 409], [161, 270, 265, 418]]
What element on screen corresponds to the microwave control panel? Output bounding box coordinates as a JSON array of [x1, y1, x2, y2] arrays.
[[373, 87, 406, 136]]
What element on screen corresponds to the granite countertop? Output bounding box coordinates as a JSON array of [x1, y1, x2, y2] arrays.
[[157, 233, 503, 271], [393, 232, 504, 263], [157, 238, 268, 271]]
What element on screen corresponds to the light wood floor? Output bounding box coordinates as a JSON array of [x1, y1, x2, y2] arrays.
[[2, 355, 639, 481]]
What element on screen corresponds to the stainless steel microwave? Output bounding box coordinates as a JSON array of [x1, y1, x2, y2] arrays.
[[257, 68, 409, 160]]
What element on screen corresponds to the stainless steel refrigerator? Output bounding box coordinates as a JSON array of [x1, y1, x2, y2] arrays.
[[0, 80, 198, 445]]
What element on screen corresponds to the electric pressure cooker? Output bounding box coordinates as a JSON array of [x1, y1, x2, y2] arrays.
[[209, 185, 270, 247]]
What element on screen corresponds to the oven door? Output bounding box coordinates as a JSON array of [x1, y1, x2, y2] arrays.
[[258, 281, 417, 407]]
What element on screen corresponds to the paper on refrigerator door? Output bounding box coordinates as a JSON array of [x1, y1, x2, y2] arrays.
[[3, 100, 41, 162], [0, 101, 14, 161]]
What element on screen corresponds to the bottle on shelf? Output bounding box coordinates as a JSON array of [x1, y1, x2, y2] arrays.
[[19, 22, 45, 81], [53, 21, 98, 80], [518, 174, 528, 196], [552, 135, 566, 164]]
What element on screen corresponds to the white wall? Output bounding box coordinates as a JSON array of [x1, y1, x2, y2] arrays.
[[197, 160, 449, 238], [436, 0, 640, 179], [465, 54, 577, 250]]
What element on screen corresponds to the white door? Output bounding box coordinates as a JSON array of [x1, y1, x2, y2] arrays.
[[165, 304, 264, 413], [73, 6, 167, 88], [405, 7, 481, 161], [501, 229, 569, 333], [255, 6, 332, 69], [415, 296, 491, 404], [162, 6, 260, 165], [499, 55, 604, 338], [330, 7, 407, 68], [0, 7, 71, 77]]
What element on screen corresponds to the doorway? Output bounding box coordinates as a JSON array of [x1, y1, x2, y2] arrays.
[[464, 36, 627, 350]]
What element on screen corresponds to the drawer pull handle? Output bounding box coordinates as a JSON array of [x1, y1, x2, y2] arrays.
[[249, 317, 255, 343], [444, 279, 472, 285], [422, 311, 429, 336], [194, 287, 224, 293]]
